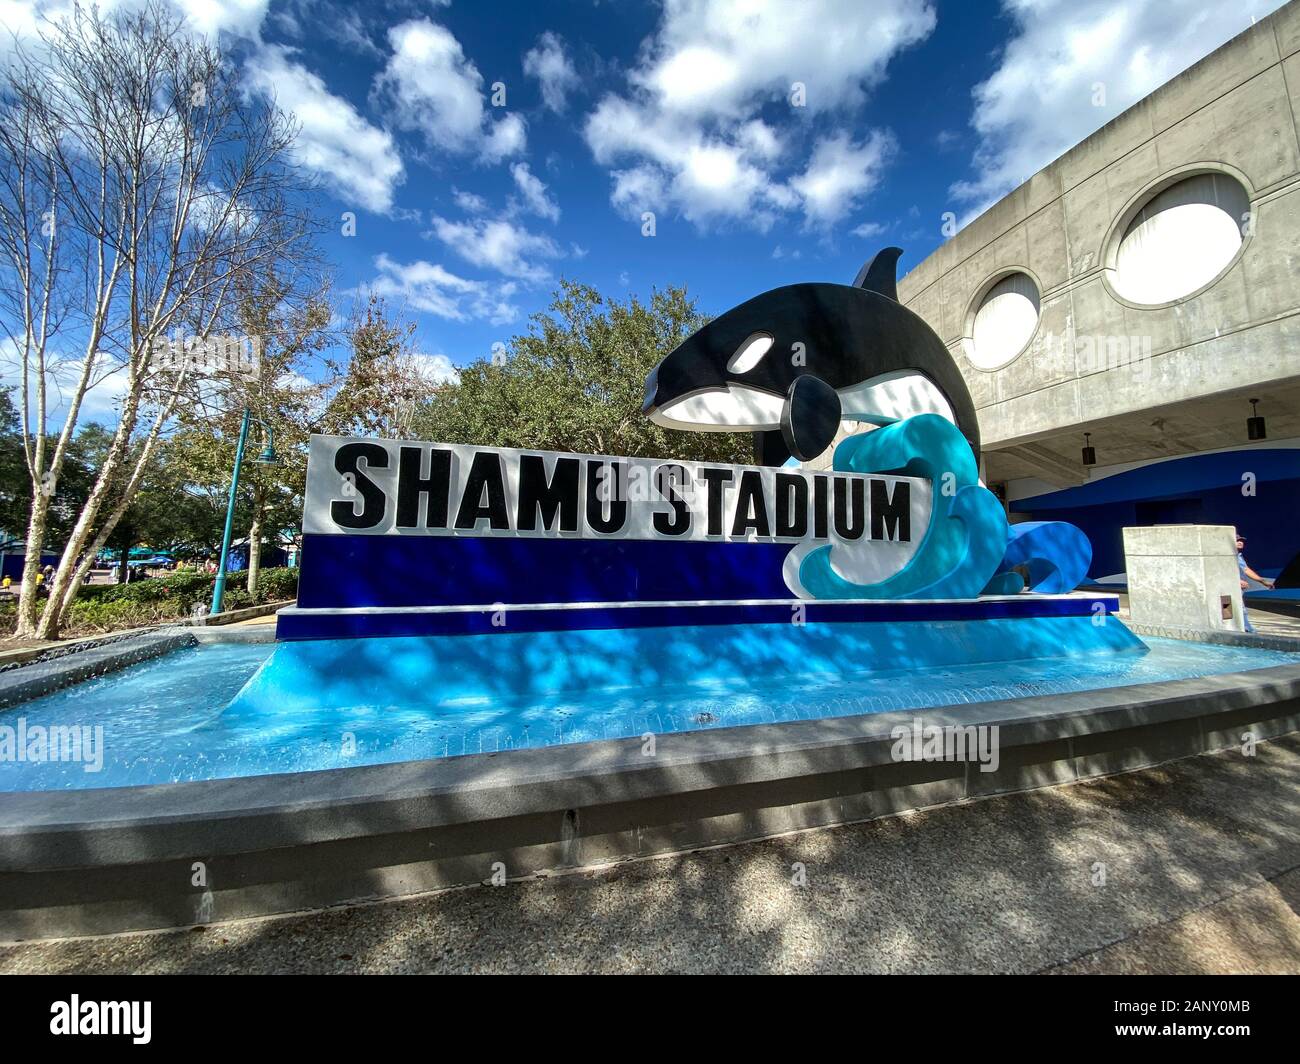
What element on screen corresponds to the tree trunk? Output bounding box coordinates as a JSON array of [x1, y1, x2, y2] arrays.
[[39, 361, 186, 638], [245, 508, 263, 597], [13, 488, 52, 638], [117, 547, 129, 585], [33, 406, 136, 639]]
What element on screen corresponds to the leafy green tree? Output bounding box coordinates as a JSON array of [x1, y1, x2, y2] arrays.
[[161, 272, 331, 598], [322, 295, 430, 439], [413, 281, 752, 463], [0, 389, 30, 549], [0, 390, 97, 555], [75, 423, 225, 580]]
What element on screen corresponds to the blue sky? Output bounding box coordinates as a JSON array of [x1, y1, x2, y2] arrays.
[[5, 0, 1288, 391]]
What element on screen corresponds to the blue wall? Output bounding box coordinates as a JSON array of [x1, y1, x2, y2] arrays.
[[1013, 449, 1300, 578], [0, 553, 59, 581], [296, 533, 795, 608]]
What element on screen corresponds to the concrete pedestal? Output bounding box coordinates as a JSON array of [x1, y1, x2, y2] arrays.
[[1123, 525, 1245, 634]]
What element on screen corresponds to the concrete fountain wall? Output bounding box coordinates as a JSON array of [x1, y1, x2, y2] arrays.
[[1, 658, 1297, 941]]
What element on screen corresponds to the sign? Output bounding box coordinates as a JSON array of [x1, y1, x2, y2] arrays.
[[306, 436, 927, 549], [292, 436, 932, 625]]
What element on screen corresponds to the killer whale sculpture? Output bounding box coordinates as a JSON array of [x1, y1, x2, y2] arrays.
[[270, 250, 1112, 651], [644, 249, 1094, 598], [643, 247, 980, 464]]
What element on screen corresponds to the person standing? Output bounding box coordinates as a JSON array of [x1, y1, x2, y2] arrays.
[[1236, 532, 1274, 633]]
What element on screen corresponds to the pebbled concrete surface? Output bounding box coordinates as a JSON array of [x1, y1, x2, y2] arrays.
[[2, 735, 1298, 974]]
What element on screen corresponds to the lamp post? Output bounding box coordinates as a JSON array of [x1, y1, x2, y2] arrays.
[[210, 407, 278, 616]]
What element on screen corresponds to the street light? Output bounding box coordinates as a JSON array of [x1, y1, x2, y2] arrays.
[[210, 407, 278, 616]]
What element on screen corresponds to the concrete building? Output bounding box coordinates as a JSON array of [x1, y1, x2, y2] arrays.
[[892, 1, 1300, 584]]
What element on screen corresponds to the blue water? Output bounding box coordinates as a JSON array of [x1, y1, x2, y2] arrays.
[[0, 635, 1296, 792]]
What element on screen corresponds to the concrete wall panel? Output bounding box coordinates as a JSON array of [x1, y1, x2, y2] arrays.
[[1057, 98, 1156, 193], [953, 344, 997, 409], [1239, 187, 1300, 319], [980, 379, 1082, 444], [1153, 68, 1298, 189], [1150, 22, 1281, 135], [898, 3, 1300, 453], [994, 292, 1075, 404], [1061, 170, 1111, 276], [1277, 1, 1300, 58], [1024, 199, 1071, 292]]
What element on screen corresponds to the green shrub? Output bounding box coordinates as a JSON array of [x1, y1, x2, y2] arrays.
[[90, 570, 212, 605], [255, 566, 299, 601], [64, 596, 187, 633], [0, 564, 299, 637]]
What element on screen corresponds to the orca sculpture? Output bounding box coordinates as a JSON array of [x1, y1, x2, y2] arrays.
[[643, 248, 980, 464]]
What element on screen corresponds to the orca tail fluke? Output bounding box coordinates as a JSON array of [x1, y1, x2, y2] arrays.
[[852, 246, 903, 301]]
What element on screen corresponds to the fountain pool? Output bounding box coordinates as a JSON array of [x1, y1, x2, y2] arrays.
[[2, 629, 1297, 792]]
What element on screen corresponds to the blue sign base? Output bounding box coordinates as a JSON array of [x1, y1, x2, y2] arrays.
[[275, 593, 1121, 640]]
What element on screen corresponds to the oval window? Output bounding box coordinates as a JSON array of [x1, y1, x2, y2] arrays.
[[968, 272, 1040, 370], [1111, 173, 1249, 305]]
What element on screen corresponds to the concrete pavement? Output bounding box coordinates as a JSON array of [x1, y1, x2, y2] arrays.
[[2, 733, 1297, 974]]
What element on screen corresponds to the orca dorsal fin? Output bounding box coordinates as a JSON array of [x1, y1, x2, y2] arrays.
[[852, 246, 903, 301]]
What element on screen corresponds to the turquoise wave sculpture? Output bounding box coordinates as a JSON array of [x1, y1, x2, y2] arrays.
[[985, 520, 1093, 595], [799, 414, 1011, 599]]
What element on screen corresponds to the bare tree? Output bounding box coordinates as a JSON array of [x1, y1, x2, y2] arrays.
[[0, 3, 319, 638]]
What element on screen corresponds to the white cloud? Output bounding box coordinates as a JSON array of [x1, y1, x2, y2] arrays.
[[407, 352, 461, 387], [368, 253, 520, 326], [583, 0, 934, 229], [292, 3, 383, 57], [6, 5, 407, 215], [2, 0, 272, 39], [510, 163, 560, 222], [0, 0, 42, 47], [276, 370, 313, 394], [586, 95, 793, 228], [423, 215, 562, 283], [0, 0, 272, 58], [851, 220, 889, 239], [633, 0, 934, 117], [243, 44, 404, 213], [172, 0, 270, 38], [954, 0, 1288, 210], [375, 18, 526, 162], [523, 31, 579, 112], [738, 119, 782, 161], [0, 340, 131, 428], [790, 131, 895, 226], [608, 165, 668, 218], [453, 189, 489, 214]]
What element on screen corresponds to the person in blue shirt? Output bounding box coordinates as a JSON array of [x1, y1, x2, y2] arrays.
[[1236, 532, 1274, 633]]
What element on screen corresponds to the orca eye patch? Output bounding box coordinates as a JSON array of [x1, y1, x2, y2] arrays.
[[727, 332, 774, 374]]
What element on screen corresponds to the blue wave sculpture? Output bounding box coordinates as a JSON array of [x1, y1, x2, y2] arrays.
[[799, 414, 1009, 599], [986, 520, 1093, 595]]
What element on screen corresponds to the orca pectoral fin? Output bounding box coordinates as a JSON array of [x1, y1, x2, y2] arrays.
[[781, 375, 842, 462], [852, 246, 903, 301], [754, 429, 792, 467]]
